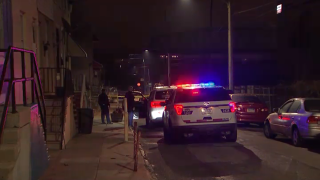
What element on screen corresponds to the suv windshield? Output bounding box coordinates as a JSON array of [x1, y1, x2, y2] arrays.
[[175, 88, 231, 103], [304, 100, 320, 112], [231, 95, 261, 103], [155, 90, 173, 100]]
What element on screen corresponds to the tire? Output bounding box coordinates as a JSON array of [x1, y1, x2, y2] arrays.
[[226, 130, 237, 142], [292, 127, 303, 147], [264, 122, 277, 139]]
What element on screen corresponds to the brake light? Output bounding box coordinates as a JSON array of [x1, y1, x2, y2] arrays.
[[307, 116, 320, 124], [174, 104, 183, 115], [229, 102, 236, 113], [151, 101, 164, 108]]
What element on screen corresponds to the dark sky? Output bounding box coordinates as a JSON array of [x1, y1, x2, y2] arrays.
[[72, 0, 276, 53]]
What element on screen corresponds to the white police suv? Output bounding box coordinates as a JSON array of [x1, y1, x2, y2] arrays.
[[162, 83, 237, 143]]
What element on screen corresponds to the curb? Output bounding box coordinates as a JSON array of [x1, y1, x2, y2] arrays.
[[130, 128, 158, 180]]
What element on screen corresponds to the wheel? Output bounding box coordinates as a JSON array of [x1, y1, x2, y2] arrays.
[[264, 122, 277, 139], [226, 130, 237, 142], [292, 127, 303, 147]]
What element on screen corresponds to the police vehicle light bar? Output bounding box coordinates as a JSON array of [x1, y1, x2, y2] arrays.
[[176, 82, 215, 88]]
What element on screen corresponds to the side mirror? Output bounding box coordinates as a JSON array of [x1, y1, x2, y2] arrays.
[[273, 108, 279, 113], [160, 102, 166, 106]]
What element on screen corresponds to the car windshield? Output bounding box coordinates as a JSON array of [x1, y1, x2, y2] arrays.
[[174, 88, 231, 103], [155, 90, 173, 100], [304, 100, 320, 112], [231, 95, 261, 103]]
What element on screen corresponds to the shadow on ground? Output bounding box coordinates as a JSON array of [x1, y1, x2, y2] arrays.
[[155, 135, 262, 178]]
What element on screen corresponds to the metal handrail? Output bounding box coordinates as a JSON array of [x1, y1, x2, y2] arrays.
[[0, 46, 47, 143]]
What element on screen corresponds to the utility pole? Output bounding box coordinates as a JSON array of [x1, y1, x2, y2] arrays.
[[167, 53, 171, 86], [210, 0, 213, 27], [227, 0, 233, 91]]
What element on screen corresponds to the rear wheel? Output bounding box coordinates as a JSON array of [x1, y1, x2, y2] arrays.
[[264, 122, 277, 139], [226, 130, 237, 142], [292, 127, 303, 147]]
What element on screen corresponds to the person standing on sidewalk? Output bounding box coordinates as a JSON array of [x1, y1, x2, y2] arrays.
[[98, 89, 112, 124], [125, 86, 135, 127]]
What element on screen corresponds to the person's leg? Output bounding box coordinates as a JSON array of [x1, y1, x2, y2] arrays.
[[101, 107, 106, 124], [106, 109, 112, 124], [128, 111, 134, 127]]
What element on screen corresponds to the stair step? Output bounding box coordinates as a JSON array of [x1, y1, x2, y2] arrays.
[[0, 162, 15, 180], [1, 128, 19, 144], [0, 144, 20, 163]]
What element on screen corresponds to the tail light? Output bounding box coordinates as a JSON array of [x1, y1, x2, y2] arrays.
[[174, 104, 183, 115], [307, 116, 320, 124], [229, 102, 236, 113], [151, 101, 164, 108]]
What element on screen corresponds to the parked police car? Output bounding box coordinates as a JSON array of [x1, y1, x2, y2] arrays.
[[162, 83, 237, 143]]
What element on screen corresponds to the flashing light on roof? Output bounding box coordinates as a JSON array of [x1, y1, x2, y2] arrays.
[[176, 82, 216, 89]]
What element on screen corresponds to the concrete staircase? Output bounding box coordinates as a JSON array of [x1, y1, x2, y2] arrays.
[[0, 106, 49, 180]]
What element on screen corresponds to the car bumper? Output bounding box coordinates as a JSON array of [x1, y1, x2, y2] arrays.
[[301, 128, 320, 139], [236, 113, 267, 123], [171, 123, 237, 134]]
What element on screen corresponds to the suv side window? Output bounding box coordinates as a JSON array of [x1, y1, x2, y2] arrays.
[[288, 100, 301, 113]]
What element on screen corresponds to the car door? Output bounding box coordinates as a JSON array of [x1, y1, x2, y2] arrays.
[[132, 92, 147, 118], [273, 100, 294, 134], [282, 100, 301, 136]]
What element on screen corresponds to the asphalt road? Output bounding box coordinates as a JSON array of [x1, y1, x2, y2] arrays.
[[134, 120, 320, 180]]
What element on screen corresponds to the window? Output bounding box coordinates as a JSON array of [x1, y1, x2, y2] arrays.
[[155, 90, 173, 100], [279, 101, 293, 113], [231, 95, 261, 103], [288, 100, 301, 113], [174, 88, 231, 103], [304, 100, 320, 112]]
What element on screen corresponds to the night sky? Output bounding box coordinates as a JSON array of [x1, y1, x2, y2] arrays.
[[71, 0, 277, 88], [73, 0, 275, 53]]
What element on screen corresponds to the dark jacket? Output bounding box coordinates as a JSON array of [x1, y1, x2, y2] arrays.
[[98, 93, 110, 109], [125, 91, 135, 112]]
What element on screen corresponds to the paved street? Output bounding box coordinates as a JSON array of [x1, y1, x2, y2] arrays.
[[134, 119, 320, 180]]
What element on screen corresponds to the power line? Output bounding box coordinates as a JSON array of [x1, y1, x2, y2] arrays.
[[234, 2, 274, 15]]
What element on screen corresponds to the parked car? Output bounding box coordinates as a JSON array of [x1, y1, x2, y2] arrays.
[[146, 86, 174, 127], [230, 94, 269, 126], [132, 91, 148, 119], [264, 98, 320, 146]]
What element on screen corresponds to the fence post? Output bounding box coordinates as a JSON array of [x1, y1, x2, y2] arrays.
[[133, 122, 137, 158], [134, 129, 140, 172], [124, 98, 128, 142]]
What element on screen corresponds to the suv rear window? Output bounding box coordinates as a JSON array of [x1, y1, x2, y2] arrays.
[[231, 95, 261, 103], [174, 88, 231, 103], [155, 90, 173, 100], [304, 100, 320, 112]]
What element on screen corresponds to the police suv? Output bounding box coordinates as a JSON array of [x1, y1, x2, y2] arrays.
[[162, 83, 237, 143]]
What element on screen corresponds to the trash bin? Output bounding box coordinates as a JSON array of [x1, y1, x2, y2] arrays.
[[78, 108, 94, 134]]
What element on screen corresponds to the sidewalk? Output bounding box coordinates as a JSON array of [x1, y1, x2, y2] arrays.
[[40, 118, 152, 180]]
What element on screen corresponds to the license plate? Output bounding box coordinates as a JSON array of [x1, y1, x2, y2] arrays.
[[201, 108, 213, 114], [247, 108, 255, 113]]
